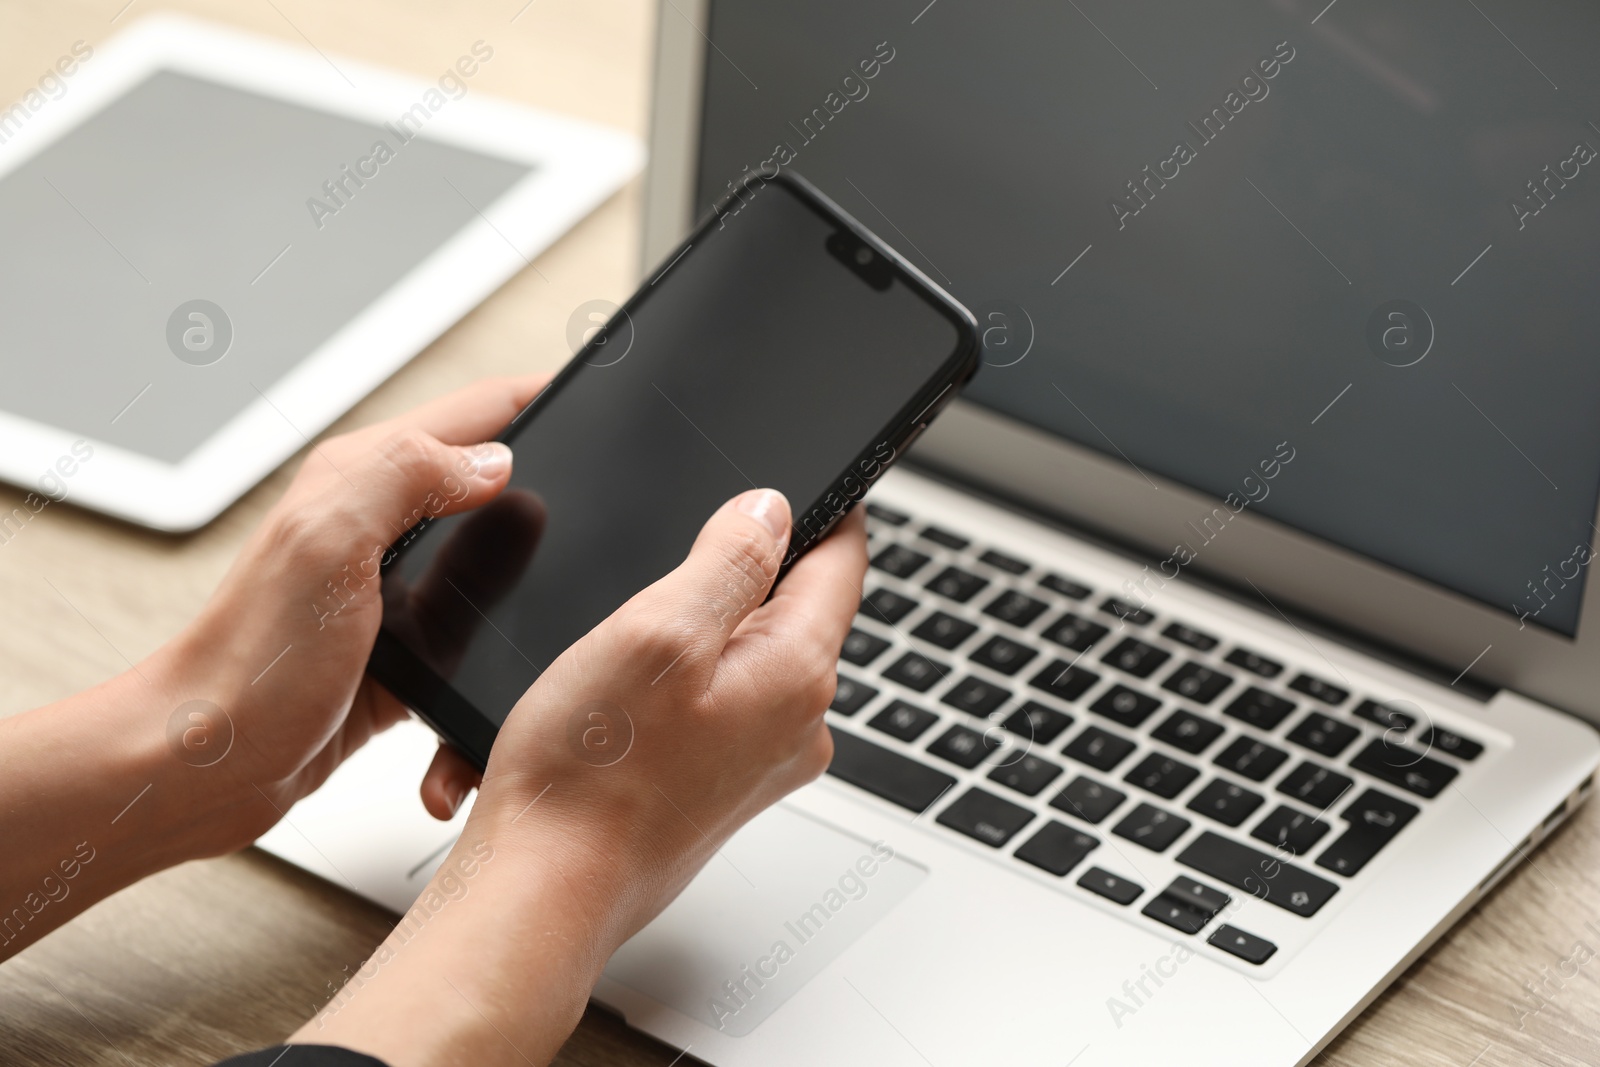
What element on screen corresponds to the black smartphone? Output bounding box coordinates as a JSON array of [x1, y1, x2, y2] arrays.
[[369, 171, 978, 767]]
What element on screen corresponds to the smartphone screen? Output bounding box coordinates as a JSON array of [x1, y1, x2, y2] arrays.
[[374, 175, 972, 732]]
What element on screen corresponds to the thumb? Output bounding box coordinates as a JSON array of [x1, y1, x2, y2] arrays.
[[638, 488, 792, 647], [334, 430, 513, 550]]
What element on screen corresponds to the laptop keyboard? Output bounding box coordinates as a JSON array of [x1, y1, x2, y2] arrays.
[[822, 501, 1486, 968]]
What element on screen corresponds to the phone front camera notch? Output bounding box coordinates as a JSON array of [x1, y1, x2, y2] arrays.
[[828, 230, 893, 291]]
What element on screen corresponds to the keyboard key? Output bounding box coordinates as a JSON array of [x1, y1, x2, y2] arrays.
[[1162, 662, 1233, 704], [1225, 647, 1283, 678], [1286, 713, 1360, 758], [1000, 701, 1074, 745], [1143, 876, 1231, 935], [841, 628, 891, 666], [941, 676, 1011, 717], [871, 543, 930, 578], [1348, 739, 1458, 799], [1289, 673, 1349, 706], [989, 753, 1064, 797], [1051, 775, 1127, 824], [1142, 895, 1212, 935], [1040, 573, 1093, 600], [1101, 637, 1171, 679], [1064, 726, 1137, 771], [1277, 761, 1355, 809], [868, 699, 939, 742], [936, 787, 1034, 847], [969, 634, 1039, 676], [1419, 725, 1484, 761], [1015, 822, 1099, 877], [1223, 687, 1296, 731], [1316, 788, 1420, 876], [919, 525, 969, 550], [979, 548, 1031, 575], [1353, 699, 1416, 731], [826, 726, 955, 813], [1213, 737, 1290, 782], [1186, 779, 1264, 827], [1209, 925, 1277, 965], [1112, 803, 1192, 852], [861, 587, 919, 626], [1124, 754, 1201, 799], [1029, 660, 1102, 703], [865, 502, 909, 526], [1100, 597, 1155, 626], [1251, 806, 1330, 856], [1041, 613, 1109, 652], [1162, 621, 1219, 652], [883, 651, 951, 692], [925, 566, 989, 603], [984, 590, 1049, 628], [829, 675, 878, 716], [911, 612, 978, 650], [1151, 709, 1226, 755], [1089, 684, 1163, 728], [927, 724, 1000, 769], [1166, 875, 1232, 918], [1078, 866, 1143, 905], [1176, 832, 1339, 917]]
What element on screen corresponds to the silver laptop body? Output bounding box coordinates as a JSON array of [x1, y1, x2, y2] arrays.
[[265, 4, 1600, 1063]]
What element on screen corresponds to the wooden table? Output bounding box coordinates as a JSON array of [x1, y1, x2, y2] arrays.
[[1, 3, 1596, 1065]]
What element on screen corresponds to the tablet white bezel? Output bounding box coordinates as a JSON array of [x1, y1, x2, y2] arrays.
[[0, 13, 642, 532]]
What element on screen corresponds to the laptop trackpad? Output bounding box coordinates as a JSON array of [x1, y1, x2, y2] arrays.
[[602, 802, 928, 1037]]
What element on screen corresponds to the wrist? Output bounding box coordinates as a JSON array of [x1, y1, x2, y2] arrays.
[[470, 771, 682, 948], [147, 603, 356, 853], [0, 655, 261, 957], [136, 635, 291, 856], [300, 825, 624, 1067]]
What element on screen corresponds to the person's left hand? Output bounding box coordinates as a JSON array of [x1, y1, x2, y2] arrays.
[[152, 375, 547, 853]]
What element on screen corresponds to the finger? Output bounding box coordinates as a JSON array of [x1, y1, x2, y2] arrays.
[[737, 505, 868, 657], [383, 374, 550, 446], [323, 429, 514, 549], [420, 742, 482, 820], [620, 488, 792, 660]]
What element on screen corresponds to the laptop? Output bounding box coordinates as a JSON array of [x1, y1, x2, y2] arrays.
[[263, 2, 1600, 1063]]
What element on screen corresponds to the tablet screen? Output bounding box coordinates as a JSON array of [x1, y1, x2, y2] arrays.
[[0, 70, 532, 463]]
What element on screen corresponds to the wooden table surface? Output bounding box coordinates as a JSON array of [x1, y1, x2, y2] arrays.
[[1, 3, 1597, 1065]]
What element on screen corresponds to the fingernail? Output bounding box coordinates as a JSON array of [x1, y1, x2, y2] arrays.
[[467, 442, 512, 480], [446, 782, 467, 816], [737, 488, 788, 539]]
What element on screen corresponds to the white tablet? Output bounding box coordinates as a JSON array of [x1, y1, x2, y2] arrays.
[[0, 14, 641, 531]]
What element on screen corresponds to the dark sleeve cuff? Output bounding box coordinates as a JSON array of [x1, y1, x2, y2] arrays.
[[214, 1045, 392, 1067]]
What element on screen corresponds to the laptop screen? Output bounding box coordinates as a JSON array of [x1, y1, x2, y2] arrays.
[[692, 1, 1600, 637]]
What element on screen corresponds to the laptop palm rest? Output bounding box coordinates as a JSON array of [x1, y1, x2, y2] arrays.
[[601, 802, 928, 1037]]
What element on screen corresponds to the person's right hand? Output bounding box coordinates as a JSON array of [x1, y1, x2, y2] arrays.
[[476, 487, 867, 939], [300, 488, 868, 1067]]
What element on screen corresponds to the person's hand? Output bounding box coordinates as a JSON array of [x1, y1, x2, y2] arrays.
[[152, 374, 548, 853], [300, 487, 869, 1067], [0, 375, 550, 960], [482, 488, 868, 933]]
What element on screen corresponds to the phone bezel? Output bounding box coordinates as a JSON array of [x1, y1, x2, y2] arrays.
[[369, 169, 979, 768]]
